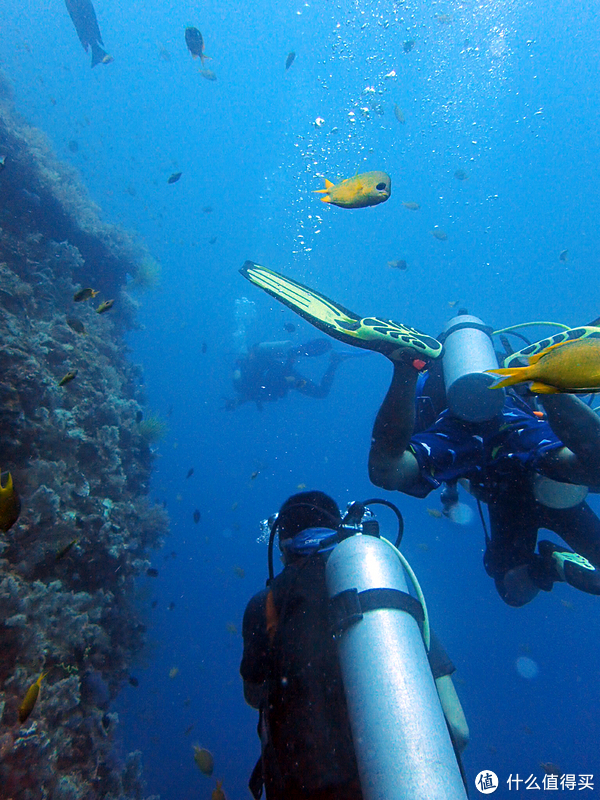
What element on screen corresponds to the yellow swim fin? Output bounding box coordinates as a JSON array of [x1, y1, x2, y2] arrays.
[[239, 261, 443, 361]]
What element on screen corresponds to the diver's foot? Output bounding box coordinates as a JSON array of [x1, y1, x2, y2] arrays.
[[537, 540, 600, 596], [351, 318, 442, 363], [240, 262, 443, 362]]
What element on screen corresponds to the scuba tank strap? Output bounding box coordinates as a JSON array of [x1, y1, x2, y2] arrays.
[[330, 587, 425, 638]]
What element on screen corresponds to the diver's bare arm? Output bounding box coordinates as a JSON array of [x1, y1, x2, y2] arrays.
[[436, 675, 469, 754], [538, 394, 600, 485], [368, 362, 421, 490]]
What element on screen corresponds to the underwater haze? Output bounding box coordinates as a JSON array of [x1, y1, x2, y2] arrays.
[[2, 0, 600, 798]]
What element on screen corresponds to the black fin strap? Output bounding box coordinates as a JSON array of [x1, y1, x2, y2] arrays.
[[330, 587, 424, 638]]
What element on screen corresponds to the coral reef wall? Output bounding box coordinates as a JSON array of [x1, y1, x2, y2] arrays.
[[0, 72, 167, 799]]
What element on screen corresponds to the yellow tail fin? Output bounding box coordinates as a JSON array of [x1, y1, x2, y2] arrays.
[[485, 367, 528, 389]]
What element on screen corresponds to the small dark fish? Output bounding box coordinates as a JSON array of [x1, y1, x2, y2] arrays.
[[66, 318, 86, 335], [58, 370, 78, 386], [185, 27, 209, 65], [201, 342, 208, 354], [202, 205, 213, 213], [64, 0, 113, 67], [146, 568, 159, 577], [167, 405, 174, 417], [68, 140, 79, 153], [168, 172, 182, 184], [430, 229, 448, 241], [73, 287, 99, 302], [193, 745, 214, 775], [184, 724, 194, 736], [454, 169, 469, 181], [168, 601, 176, 611], [151, 600, 158, 609], [200, 69, 217, 81], [540, 762, 562, 777], [208, 236, 217, 244], [56, 539, 78, 560], [285, 51, 296, 70], [186, 468, 194, 479], [18, 672, 46, 724], [403, 40, 415, 53], [129, 676, 139, 687], [250, 470, 259, 480], [0, 471, 21, 532], [559, 249, 568, 262], [387, 259, 408, 271], [96, 299, 114, 314], [0, 155, 6, 171], [193, 509, 201, 524], [159, 48, 171, 62], [212, 780, 226, 800], [135, 410, 143, 423], [284, 323, 296, 333]]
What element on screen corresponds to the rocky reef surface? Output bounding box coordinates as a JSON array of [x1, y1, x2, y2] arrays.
[[0, 71, 167, 799]]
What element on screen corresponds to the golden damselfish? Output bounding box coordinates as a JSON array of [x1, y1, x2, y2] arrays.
[[314, 171, 391, 209], [18, 672, 46, 724], [0, 471, 20, 532], [487, 338, 600, 394]]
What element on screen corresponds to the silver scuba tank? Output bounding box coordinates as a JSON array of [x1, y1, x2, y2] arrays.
[[442, 313, 505, 422], [326, 534, 468, 800]]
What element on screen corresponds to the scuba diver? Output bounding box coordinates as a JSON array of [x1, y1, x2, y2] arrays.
[[225, 338, 355, 411], [239, 262, 600, 608], [241, 490, 469, 800]]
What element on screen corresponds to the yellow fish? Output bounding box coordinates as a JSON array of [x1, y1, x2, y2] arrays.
[[212, 780, 226, 800], [487, 338, 600, 394], [0, 471, 21, 532], [18, 672, 46, 724], [314, 171, 391, 209]]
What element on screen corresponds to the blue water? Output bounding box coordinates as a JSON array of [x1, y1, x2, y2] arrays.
[[3, 0, 600, 797]]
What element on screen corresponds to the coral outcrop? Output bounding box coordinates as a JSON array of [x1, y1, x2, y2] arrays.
[[0, 71, 166, 799]]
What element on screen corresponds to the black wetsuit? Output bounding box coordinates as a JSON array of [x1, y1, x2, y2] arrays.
[[407, 378, 600, 602], [241, 555, 455, 800]]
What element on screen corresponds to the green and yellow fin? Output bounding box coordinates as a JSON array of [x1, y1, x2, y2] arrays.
[[239, 262, 443, 360]]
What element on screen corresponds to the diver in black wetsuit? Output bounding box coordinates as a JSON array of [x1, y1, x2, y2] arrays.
[[237, 264, 600, 608], [226, 339, 348, 411]]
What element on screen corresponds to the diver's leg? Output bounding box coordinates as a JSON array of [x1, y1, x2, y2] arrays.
[[539, 395, 600, 485], [539, 502, 600, 567], [368, 358, 422, 491], [294, 355, 341, 399], [484, 494, 541, 607]]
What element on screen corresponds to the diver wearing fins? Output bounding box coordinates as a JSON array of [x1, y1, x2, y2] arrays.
[[241, 491, 469, 800], [240, 262, 600, 607], [225, 338, 358, 412]]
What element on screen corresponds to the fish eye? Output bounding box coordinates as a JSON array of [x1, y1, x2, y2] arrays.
[[376, 182, 387, 191]]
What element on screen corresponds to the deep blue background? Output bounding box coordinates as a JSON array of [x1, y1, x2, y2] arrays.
[[2, 0, 600, 797]]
